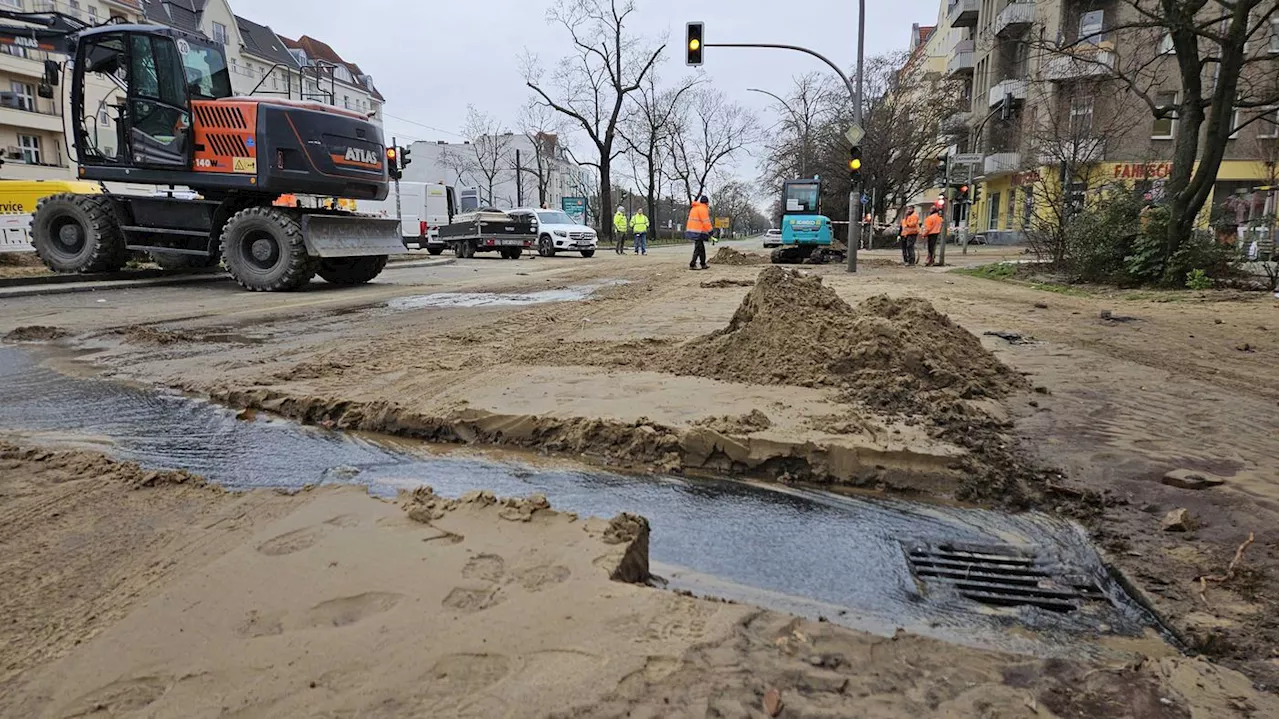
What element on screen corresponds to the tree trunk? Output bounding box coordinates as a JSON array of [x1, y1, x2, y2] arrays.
[[600, 156, 612, 240]]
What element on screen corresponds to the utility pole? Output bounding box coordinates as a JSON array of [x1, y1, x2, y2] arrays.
[[392, 136, 402, 224], [515, 148, 523, 207], [847, 0, 864, 273]]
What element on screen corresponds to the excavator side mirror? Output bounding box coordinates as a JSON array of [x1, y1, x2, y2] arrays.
[[37, 83, 53, 99], [43, 60, 59, 87]]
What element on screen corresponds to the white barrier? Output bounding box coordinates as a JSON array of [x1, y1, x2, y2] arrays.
[[0, 214, 34, 253]]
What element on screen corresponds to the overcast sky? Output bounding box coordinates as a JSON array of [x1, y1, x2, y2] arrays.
[[247, 0, 940, 189]]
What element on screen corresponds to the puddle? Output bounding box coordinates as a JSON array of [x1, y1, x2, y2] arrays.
[[0, 346, 1171, 657], [387, 280, 629, 310]]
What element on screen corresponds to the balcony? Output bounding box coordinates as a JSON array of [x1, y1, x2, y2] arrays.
[[984, 152, 1021, 175], [1042, 49, 1116, 81], [948, 0, 979, 28], [1037, 138, 1105, 165], [992, 1, 1035, 37], [987, 77, 1028, 107], [946, 40, 975, 77], [0, 51, 48, 79], [0, 105, 63, 133]]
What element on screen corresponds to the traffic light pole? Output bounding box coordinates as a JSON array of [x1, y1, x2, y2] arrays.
[[702, 6, 865, 271], [938, 154, 950, 267], [391, 136, 402, 226]]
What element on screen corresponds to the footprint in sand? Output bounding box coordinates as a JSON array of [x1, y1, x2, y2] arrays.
[[461, 553, 506, 583], [513, 564, 571, 592], [642, 597, 713, 642], [235, 609, 285, 638], [255, 526, 325, 556], [301, 592, 403, 629], [441, 586, 505, 613], [58, 676, 170, 717]]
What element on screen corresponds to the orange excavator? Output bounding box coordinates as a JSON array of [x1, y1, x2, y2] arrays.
[[0, 11, 403, 290]]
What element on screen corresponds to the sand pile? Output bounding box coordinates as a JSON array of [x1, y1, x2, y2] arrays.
[[4, 325, 68, 342], [709, 247, 769, 266], [667, 267, 1026, 408]]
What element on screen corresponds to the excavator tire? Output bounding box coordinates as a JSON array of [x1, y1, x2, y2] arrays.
[[31, 193, 127, 273], [317, 255, 388, 285], [221, 206, 315, 292]]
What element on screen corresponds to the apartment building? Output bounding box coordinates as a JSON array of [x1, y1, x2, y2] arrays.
[[279, 35, 383, 124], [402, 133, 584, 211], [0, 0, 142, 180], [925, 0, 1278, 242]]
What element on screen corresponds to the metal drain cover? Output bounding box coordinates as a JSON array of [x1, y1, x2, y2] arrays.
[[905, 542, 1108, 612]]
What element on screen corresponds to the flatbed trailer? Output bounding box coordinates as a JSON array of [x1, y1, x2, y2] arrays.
[[437, 215, 536, 260]]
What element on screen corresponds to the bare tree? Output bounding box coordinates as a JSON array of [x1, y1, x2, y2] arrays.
[[756, 72, 841, 196], [458, 106, 515, 207], [621, 73, 699, 236], [1025, 0, 1279, 274], [524, 0, 664, 241], [709, 178, 768, 236], [517, 100, 570, 208], [668, 88, 760, 202]]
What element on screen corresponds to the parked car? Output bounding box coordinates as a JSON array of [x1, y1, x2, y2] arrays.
[[509, 208, 598, 257], [763, 227, 783, 248]]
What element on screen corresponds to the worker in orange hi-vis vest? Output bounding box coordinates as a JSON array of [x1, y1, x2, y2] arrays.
[[899, 207, 920, 266], [684, 195, 712, 270], [923, 207, 943, 266]]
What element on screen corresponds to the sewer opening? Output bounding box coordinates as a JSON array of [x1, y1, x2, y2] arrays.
[[905, 542, 1109, 613]]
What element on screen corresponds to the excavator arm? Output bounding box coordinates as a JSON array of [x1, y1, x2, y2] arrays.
[[0, 10, 88, 54]]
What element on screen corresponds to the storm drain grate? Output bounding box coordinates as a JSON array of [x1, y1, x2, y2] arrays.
[[905, 542, 1108, 613]]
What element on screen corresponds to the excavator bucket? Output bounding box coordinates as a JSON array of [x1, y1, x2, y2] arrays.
[[300, 214, 404, 258]]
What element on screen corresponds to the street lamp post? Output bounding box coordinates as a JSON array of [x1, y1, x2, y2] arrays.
[[748, 87, 809, 176]]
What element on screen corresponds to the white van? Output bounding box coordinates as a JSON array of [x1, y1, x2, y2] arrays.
[[356, 182, 455, 255]]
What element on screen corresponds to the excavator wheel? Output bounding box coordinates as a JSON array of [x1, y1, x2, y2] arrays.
[[31, 193, 127, 274], [317, 255, 388, 285], [220, 206, 315, 292]]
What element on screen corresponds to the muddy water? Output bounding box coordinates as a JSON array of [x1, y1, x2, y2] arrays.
[[0, 346, 1168, 658], [386, 279, 629, 310]]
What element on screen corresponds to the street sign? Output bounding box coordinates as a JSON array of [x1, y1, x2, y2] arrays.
[[951, 153, 983, 165], [714, 216, 730, 229], [845, 125, 865, 145], [561, 196, 587, 224]]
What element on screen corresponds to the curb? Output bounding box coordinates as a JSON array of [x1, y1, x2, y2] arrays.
[[0, 257, 457, 299]]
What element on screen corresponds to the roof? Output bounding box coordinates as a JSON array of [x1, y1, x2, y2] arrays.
[[234, 15, 298, 68], [917, 25, 936, 46], [140, 0, 206, 35], [278, 34, 383, 102]]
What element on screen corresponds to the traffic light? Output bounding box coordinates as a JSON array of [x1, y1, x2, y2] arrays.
[[936, 158, 948, 186], [685, 22, 703, 66], [399, 145, 411, 170], [971, 183, 982, 205], [848, 145, 862, 184], [957, 184, 970, 203], [386, 146, 401, 180], [935, 195, 946, 210]]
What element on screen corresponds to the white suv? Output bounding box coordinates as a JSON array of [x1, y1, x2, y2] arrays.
[[510, 208, 598, 258], [763, 227, 783, 248]]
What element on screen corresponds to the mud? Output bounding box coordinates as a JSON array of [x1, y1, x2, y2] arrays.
[[4, 325, 68, 342], [709, 246, 770, 266], [693, 409, 773, 434], [700, 278, 756, 288]]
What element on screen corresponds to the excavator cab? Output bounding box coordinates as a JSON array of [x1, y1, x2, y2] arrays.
[[70, 26, 230, 172]]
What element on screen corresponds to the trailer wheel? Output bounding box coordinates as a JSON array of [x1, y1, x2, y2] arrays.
[[31, 193, 127, 273], [220, 207, 315, 291], [427, 247, 444, 256], [317, 255, 388, 285], [457, 240, 476, 259]]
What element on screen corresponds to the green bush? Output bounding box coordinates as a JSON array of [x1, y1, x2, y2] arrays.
[[1064, 192, 1144, 283], [1185, 268, 1213, 290]]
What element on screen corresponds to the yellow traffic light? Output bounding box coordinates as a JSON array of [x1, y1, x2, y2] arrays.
[[849, 158, 861, 170], [689, 38, 700, 51], [686, 22, 703, 66]]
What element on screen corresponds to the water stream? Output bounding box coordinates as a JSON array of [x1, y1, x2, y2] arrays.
[[0, 346, 1168, 658]]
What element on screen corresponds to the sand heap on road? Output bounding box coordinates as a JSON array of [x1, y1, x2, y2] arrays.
[[709, 246, 770, 266], [667, 267, 1026, 410]]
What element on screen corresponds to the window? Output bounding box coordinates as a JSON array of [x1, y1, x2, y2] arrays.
[[1259, 109, 1278, 138], [1078, 10, 1104, 45], [98, 107, 110, 126], [1070, 94, 1093, 135], [0, 0, 22, 8], [69, 0, 79, 8], [1229, 105, 1240, 139], [211, 22, 227, 45], [1271, 17, 1279, 54], [87, 5, 96, 19], [1159, 33, 1173, 54], [987, 191, 1000, 230], [129, 35, 185, 104], [1005, 190, 1016, 230], [1152, 91, 1177, 138], [0, 42, 26, 59], [178, 38, 231, 99], [18, 134, 41, 164], [9, 81, 34, 111]]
